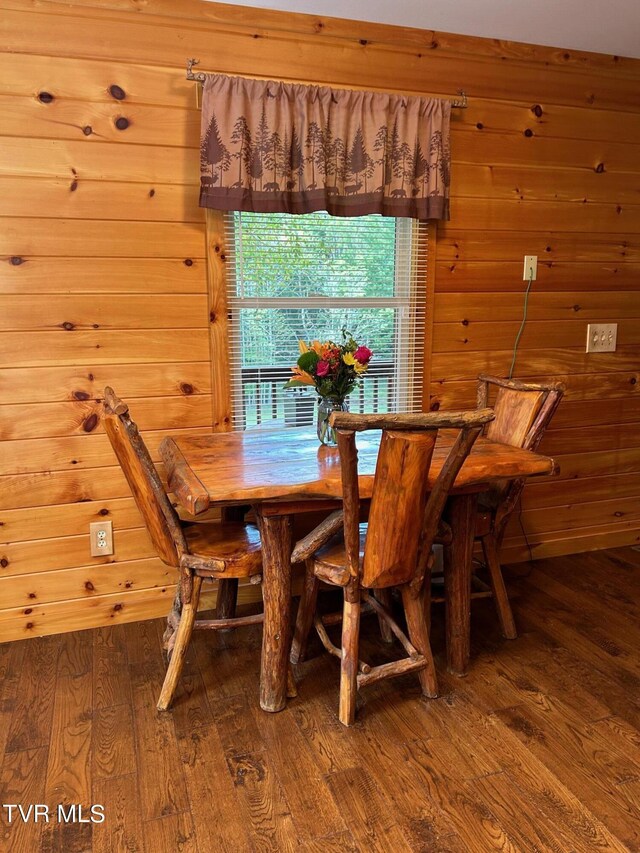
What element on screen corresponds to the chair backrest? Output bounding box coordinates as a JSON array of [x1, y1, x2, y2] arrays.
[[331, 410, 495, 589], [477, 374, 565, 452], [102, 387, 187, 567], [476, 374, 565, 526]]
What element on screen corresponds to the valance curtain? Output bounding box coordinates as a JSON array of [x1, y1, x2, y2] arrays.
[[199, 73, 451, 220]]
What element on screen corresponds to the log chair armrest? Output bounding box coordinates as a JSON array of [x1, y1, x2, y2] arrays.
[[291, 510, 345, 563], [330, 409, 495, 432], [180, 552, 227, 574], [160, 437, 210, 516]]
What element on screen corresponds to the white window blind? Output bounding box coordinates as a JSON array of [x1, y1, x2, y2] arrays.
[[223, 211, 429, 431]]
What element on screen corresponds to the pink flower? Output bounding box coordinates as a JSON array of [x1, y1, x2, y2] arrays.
[[354, 345, 373, 363], [316, 360, 330, 377]]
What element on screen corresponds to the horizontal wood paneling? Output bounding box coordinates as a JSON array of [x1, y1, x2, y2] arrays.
[[0, 137, 199, 184], [522, 472, 640, 510], [0, 362, 211, 404], [0, 557, 173, 605], [0, 583, 180, 641], [0, 218, 206, 257], [13, 0, 640, 80], [0, 0, 638, 641], [0, 3, 218, 641], [0, 94, 201, 147], [3, 5, 640, 110], [0, 426, 212, 475], [0, 396, 213, 440], [431, 370, 640, 416], [0, 580, 261, 643], [506, 495, 640, 538], [435, 292, 640, 322], [500, 523, 640, 564], [0, 294, 208, 331], [437, 231, 640, 262], [448, 198, 640, 234], [0, 329, 210, 367], [0, 177, 203, 222], [0, 467, 132, 510], [0, 498, 219, 542], [457, 100, 640, 146], [452, 164, 640, 205], [1, 527, 156, 578], [540, 423, 640, 456], [0, 51, 197, 107], [431, 349, 640, 380], [434, 261, 640, 292], [0, 257, 206, 294], [0, 498, 144, 543], [433, 321, 640, 352], [452, 134, 640, 175], [540, 448, 640, 481]]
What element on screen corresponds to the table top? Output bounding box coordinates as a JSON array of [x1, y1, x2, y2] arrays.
[[160, 427, 556, 515]]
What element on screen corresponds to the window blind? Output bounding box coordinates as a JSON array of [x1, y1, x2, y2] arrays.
[[223, 211, 429, 431]]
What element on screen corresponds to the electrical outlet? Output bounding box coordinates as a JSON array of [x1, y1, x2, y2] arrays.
[[523, 255, 537, 281], [90, 520, 113, 557], [586, 323, 617, 353]]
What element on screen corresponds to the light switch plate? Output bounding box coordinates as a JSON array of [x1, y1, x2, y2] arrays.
[[90, 520, 114, 556], [586, 323, 617, 353]]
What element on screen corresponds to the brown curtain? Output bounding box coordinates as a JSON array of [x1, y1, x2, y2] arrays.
[[199, 73, 451, 220]]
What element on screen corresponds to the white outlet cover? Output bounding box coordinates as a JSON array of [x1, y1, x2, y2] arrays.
[[90, 520, 114, 557]]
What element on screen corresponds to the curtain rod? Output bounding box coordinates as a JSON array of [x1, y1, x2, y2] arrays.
[[185, 58, 468, 108]]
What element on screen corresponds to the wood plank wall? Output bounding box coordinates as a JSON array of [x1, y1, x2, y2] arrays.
[[0, 0, 639, 641]]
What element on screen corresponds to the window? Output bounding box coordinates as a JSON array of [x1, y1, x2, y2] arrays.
[[222, 211, 429, 430]]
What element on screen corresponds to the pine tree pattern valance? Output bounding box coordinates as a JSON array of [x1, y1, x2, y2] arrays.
[[199, 74, 451, 220]]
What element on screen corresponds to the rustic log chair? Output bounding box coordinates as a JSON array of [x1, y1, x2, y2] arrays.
[[102, 386, 264, 712], [465, 374, 565, 638], [290, 409, 494, 726]]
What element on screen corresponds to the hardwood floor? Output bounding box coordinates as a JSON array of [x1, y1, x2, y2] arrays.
[[1, 546, 639, 852]]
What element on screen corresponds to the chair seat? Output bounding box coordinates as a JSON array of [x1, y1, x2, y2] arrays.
[[313, 523, 368, 586], [314, 520, 451, 586], [184, 521, 262, 577]]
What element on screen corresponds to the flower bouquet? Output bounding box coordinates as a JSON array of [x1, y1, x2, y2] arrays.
[[283, 329, 373, 445]]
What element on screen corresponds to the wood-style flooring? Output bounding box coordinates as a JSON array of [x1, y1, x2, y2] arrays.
[[1, 546, 639, 852]]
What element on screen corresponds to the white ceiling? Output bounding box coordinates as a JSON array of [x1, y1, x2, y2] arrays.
[[208, 0, 640, 59]]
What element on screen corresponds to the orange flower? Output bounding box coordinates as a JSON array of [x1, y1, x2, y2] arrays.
[[290, 366, 315, 386], [322, 344, 340, 361]]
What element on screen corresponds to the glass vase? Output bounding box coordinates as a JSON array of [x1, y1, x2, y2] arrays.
[[316, 397, 349, 446]]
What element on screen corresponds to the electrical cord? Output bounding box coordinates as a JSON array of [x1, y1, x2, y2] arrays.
[[508, 267, 534, 379], [507, 265, 536, 572], [473, 499, 534, 580], [509, 495, 535, 577]]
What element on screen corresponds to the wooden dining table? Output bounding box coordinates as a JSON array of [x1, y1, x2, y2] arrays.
[[159, 426, 556, 713]]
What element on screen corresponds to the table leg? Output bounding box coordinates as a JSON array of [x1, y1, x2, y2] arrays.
[[217, 506, 248, 632], [255, 509, 293, 712], [444, 493, 476, 676]]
